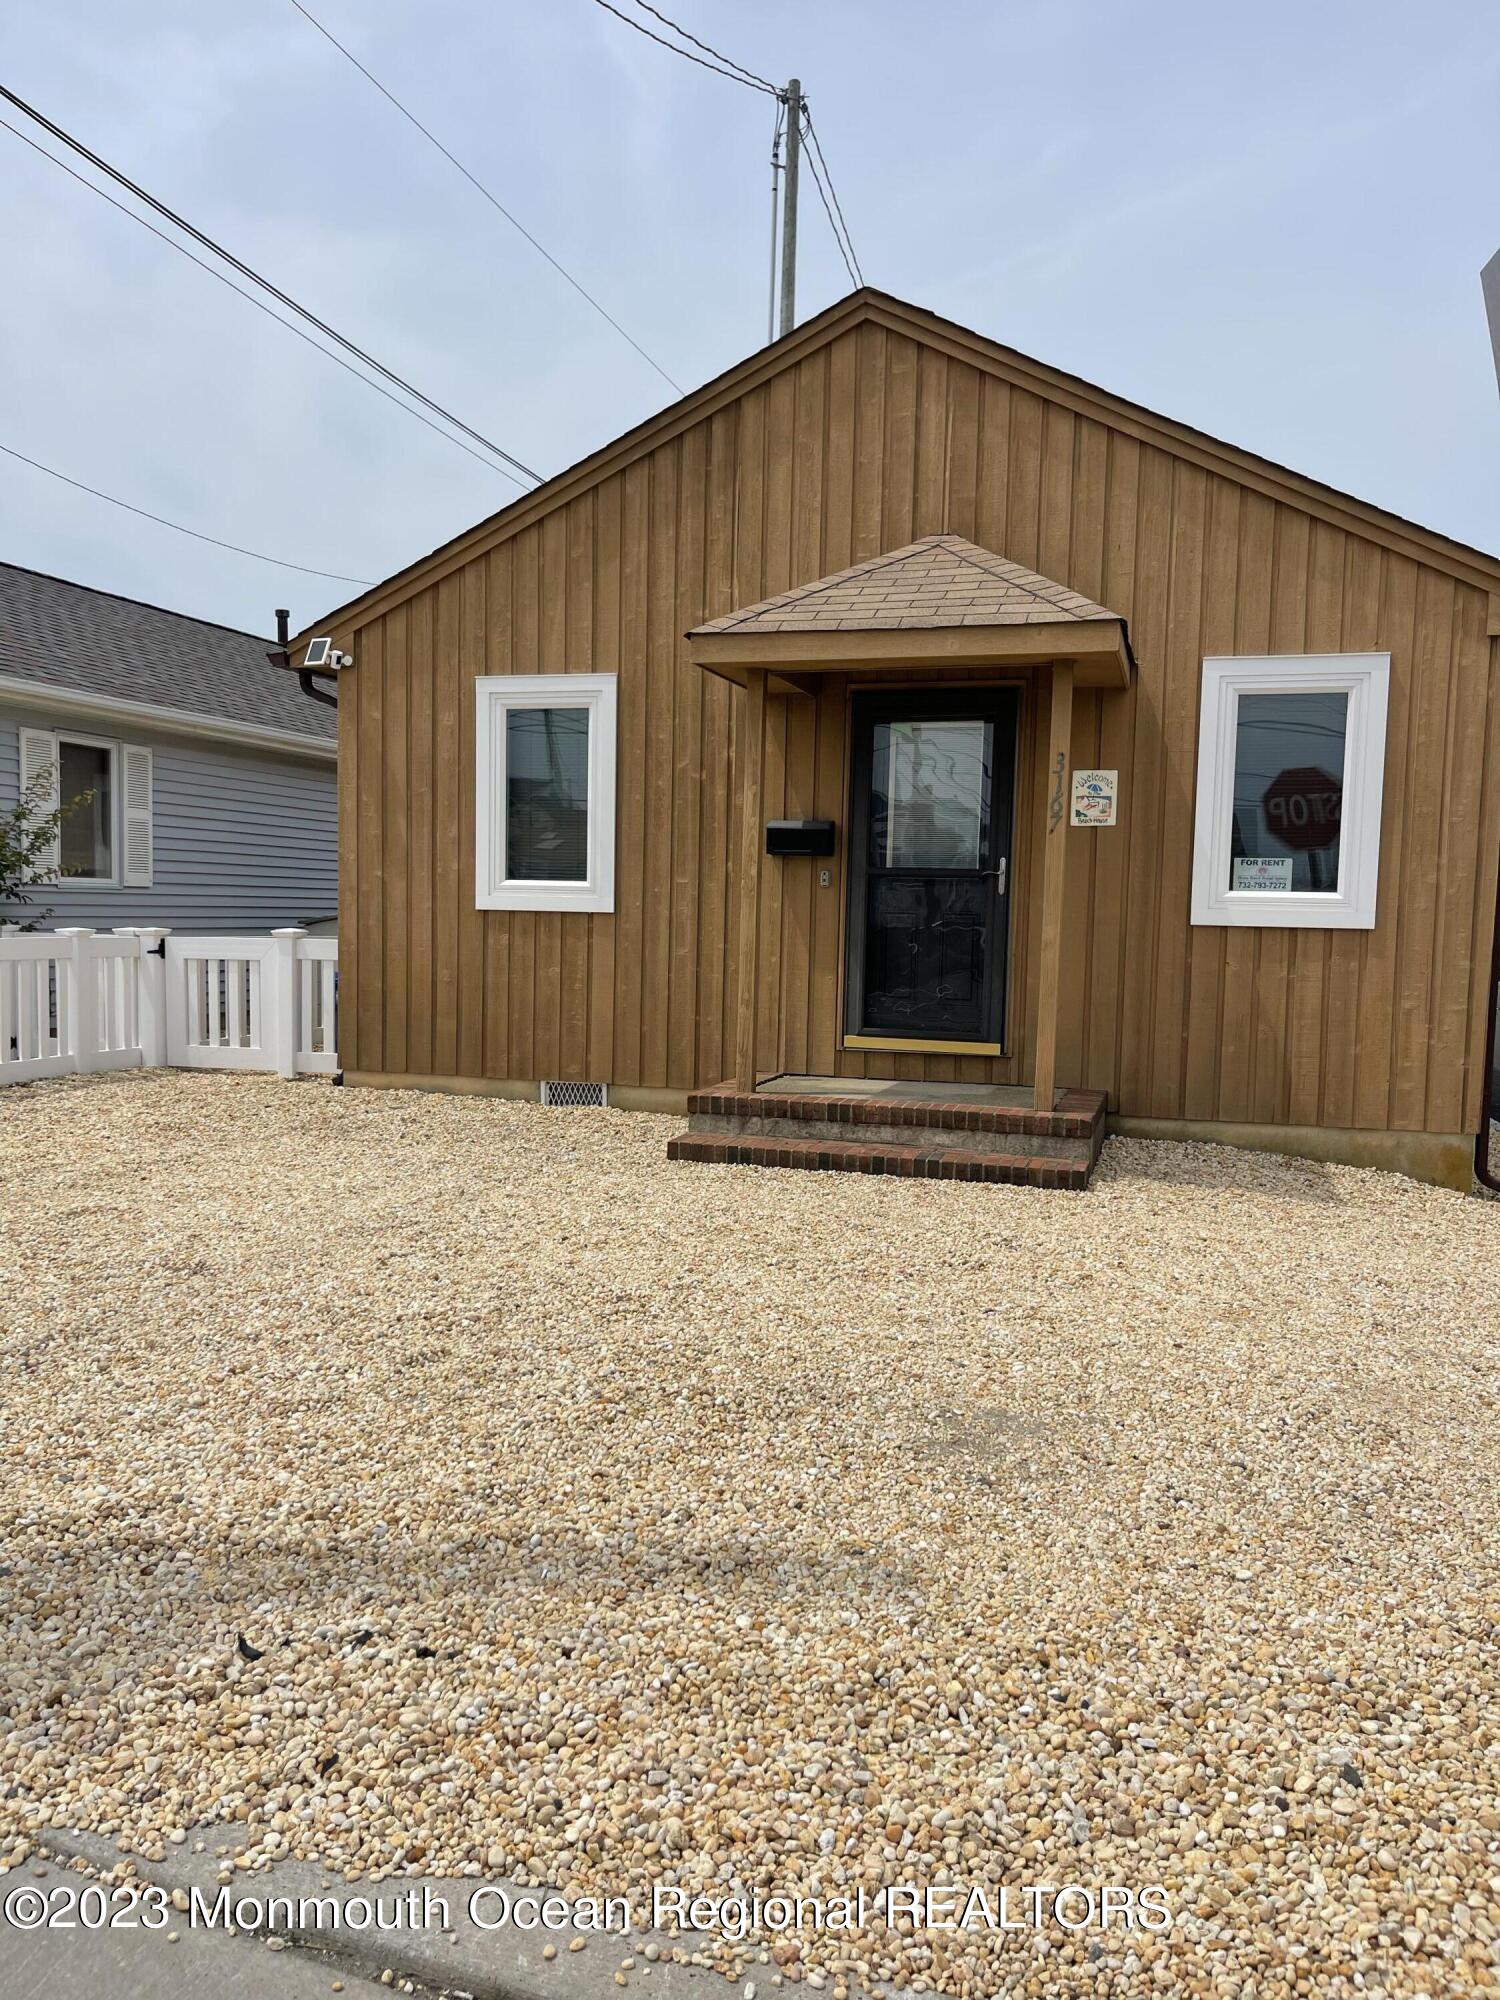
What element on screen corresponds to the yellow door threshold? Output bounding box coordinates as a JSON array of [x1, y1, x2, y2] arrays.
[[842, 1034, 1005, 1057]]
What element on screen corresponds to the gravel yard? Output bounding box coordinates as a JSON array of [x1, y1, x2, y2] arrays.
[[2, 1071, 1498, 1999]]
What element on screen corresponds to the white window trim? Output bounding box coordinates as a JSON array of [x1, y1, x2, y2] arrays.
[[55, 731, 120, 887], [475, 673, 617, 913], [1190, 653, 1389, 930]]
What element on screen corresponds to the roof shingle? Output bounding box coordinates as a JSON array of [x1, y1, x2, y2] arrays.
[[689, 535, 1126, 638], [0, 564, 336, 742]]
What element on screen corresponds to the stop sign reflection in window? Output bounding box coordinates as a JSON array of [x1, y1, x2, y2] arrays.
[[1229, 691, 1348, 892]]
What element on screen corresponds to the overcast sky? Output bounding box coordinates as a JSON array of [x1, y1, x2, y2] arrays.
[[4, 0, 1498, 639]]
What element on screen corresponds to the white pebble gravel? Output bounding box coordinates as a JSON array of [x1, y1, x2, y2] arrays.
[[1, 1070, 1498, 1998]]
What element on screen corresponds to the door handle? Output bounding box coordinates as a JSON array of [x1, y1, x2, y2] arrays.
[[990, 858, 1007, 895]]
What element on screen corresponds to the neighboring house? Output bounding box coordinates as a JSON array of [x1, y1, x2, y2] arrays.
[[285, 287, 1500, 1191], [0, 564, 337, 931]]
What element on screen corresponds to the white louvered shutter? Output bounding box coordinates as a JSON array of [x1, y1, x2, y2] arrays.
[[121, 745, 153, 887], [18, 728, 60, 879]]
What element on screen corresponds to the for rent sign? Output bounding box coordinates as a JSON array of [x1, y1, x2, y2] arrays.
[[1233, 856, 1295, 892]]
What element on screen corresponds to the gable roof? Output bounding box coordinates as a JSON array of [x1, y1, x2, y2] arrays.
[[0, 563, 336, 744], [291, 287, 1500, 648], [691, 534, 1125, 637]]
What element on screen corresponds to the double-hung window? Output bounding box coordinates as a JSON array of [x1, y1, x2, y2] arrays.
[[17, 728, 154, 888], [58, 736, 115, 881], [1190, 654, 1390, 929], [474, 674, 617, 912]]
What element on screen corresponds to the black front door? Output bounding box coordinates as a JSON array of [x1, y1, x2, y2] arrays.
[[844, 691, 1018, 1048]]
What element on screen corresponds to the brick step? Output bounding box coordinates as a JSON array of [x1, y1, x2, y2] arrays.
[[687, 1082, 1106, 1145], [667, 1132, 1092, 1190], [686, 1109, 1092, 1160]]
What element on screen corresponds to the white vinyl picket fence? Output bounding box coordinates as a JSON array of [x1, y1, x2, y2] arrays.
[[0, 926, 338, 1086]]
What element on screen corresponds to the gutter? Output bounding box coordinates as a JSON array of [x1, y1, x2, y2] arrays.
[[271, 608, 338, 711], [0, 671, 335, 762]]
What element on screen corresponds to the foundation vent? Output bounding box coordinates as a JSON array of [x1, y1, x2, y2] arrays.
[[540, 1080, 609, 1109]]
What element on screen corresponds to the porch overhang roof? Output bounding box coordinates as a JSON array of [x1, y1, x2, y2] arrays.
[[686, 534, 1134, 690]]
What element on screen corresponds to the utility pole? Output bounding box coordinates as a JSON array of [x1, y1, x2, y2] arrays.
[[778, 79, 802, 339], [767, 110, 783, 346]]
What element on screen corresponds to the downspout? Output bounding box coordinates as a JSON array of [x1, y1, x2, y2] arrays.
[[267, 608, 338, 709], [1476, 842, 1500, 1193], [266, 608, 345, 1088], [1473, 261, 1500, 1190]]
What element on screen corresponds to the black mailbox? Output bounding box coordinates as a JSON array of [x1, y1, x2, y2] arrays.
[[766, 819, 836, 857]]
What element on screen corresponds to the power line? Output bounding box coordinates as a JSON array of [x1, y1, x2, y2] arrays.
[[287, 0, 683, 395], [0, 82, 542, 485], [804, 110, 863, 282], [587, 0, 776, 92], [1, 442, 373, 584], [0, 115, 530, 488], [584, 6, 865, 302], [802, 109, 863, 287], [801, 125, 856, 289], [621, 0, 777, 93]]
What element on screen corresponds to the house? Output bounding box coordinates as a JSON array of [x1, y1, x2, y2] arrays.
[[285, 289, 1500, 1191], [0, 564, 337, 931]]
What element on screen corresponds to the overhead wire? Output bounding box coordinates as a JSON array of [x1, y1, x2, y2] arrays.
[[618, 0, 777, 92], [287, 0, 683, 394], [0, 113, 530, 488], [0, 442, 373, 584], [587, 2, 867, 295], [587, 0, 776, 92], [802, 108, 863, 286], [0, 82, 542, 484], [801, 126, 858, 289], [6, 17, 867, 586]]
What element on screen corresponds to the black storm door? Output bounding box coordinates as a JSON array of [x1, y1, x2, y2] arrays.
[[844, 691, 1018, 1047]]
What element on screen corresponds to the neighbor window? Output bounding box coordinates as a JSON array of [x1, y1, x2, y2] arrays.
[[58, 737, 115, 881], [1190, 654, 1389, 929], [475, 674, 616, 911]]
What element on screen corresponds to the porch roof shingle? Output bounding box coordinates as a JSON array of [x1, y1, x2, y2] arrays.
[[689, 534, 1126, 638]]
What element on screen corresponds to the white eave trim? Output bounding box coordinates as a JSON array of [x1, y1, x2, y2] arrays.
[[0, 675, 337, 761]]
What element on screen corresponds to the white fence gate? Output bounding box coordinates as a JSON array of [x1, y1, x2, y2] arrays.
[[165, 933, 338, 1076], [166, 935, 275, 1072], [0, 926, 338, 1086], [0, 934, 74, 1083]]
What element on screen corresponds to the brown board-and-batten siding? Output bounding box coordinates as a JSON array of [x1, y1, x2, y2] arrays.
[[331, 295, 1500, 1141]]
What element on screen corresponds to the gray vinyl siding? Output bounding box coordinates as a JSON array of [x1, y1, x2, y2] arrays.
[[0, 702, 337, 932]]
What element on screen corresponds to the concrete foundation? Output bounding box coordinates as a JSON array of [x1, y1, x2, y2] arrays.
[[1109, 1115, 1474, 1192]]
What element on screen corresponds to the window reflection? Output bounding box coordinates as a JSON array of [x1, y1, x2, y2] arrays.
[[506, 707, 589, 882], [864, 876, 989, 1035], [59, 739, 113, 880], [1230, 691, 1347, 893], [872, 720, 990, 870]]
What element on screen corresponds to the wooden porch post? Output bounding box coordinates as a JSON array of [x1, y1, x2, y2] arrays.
[[1032, 661, 1074, 1112], [734, 669, 768, 1091]]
